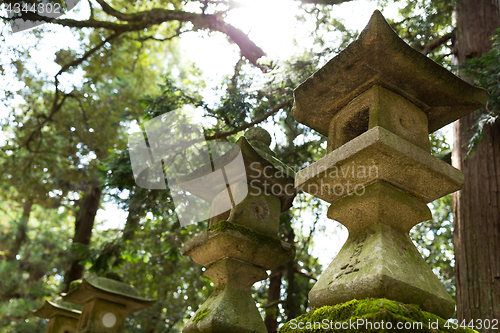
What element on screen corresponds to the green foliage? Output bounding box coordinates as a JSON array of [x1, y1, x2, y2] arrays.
[[459, 29, 500, 154], [139, 77, 204, 121], [114, 219, 211, 332], [0, 10, 193, 331], [0, 1, 477, 332], [379, 0, 454, 67], [0, 203, 74, 332]]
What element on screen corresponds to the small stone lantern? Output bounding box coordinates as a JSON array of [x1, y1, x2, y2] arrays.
[[62, 277, 155, 332], [34, 299, 81, 333], [180, 127, 296, 333], [292, 11, 488, 319]]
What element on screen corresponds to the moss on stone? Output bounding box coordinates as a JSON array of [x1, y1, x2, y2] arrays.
[[192, 308, 211, 323], [279, 298, 477, 333], [207, 220, 282, 248], [89, 277, 140, 297], [68, 279, 82, 292]]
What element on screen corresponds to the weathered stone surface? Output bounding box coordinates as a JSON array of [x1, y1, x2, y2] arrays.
[[63, 277, 154, 313], [62, 277, 155, 333], [308, 224, 455, 319], [183, 258, 268, 333], [244, 127, 272, 146], [177, 133, 296, 213], [76, 299, 127, 333], [328, 85, 430, 152], [327, 181, 431, 234], [34, 299, 82, 320], [296, 126, 463, 203], [183, 221, 295, 269], [293, 10, 488, 137], [34, 300, 81, 333], [181, 130, 297, 333], [224, 182, 281, 236], [279, 298, 476, 333], [181, 131, 297, 333], [244, 127, 274, 157], [289, 8, 488, 325], [44, 315, 80, 333], [208, 189, 232, 227], [182, 214, 294, 333]]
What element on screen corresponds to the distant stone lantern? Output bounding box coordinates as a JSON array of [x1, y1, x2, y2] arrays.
[[62, 277, 155, 332], [34, 299, 81, 333], [181, 127, 297, 333], [292, 11, 488, 319]]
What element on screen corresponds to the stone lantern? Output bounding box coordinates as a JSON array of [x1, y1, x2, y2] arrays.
[[181, 127, 296, 333], [292, 11, 488, 319], [62, 277, 155, 332], [34, 299, 81, 333]]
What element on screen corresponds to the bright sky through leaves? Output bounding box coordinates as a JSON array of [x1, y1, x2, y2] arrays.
[[1, 0, 400, 266]]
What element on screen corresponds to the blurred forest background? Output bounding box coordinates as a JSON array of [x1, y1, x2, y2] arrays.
[[1, 0, 499, 332]]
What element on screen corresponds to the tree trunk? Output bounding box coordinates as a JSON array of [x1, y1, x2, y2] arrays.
[[64, 181, 102, 292], [265, 266, 284, 333], [453, 0, 500, 328], [122, 189, 144, 241], [6, 199, 33, 261], [283, 221, 300, 322]]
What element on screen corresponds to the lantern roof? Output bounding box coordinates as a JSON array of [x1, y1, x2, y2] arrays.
[[62, 278, 155, 313], [292, 10, 488, 136]]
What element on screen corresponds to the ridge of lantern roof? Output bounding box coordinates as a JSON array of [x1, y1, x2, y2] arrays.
[[33, 300, 82, 319]]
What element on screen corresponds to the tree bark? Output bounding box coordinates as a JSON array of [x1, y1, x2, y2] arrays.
[[6, 199, 33, 261], [64, 181, 102, 292], [122, 189, 144, 242], [265, 267, 284, 333], [283, 222, 300, 322], [453, 0, 500, 328]]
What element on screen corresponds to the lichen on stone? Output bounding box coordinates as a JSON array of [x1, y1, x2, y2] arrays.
[[278, 298, 477, 333]]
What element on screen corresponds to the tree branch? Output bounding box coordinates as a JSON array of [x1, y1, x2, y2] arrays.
[[3, 4, 266, 66], [294, 266, 317, 281], [262, 299, 286, 309], [57, 32, 121, 76], [230, 56, 244, 91], [205, 100, 291, 140], [421, 32, 453, 55], [295, 0, 354, 4], [22, 33, 119, 153], [94, 0, 136, 21], [389, 17, 411, 30]]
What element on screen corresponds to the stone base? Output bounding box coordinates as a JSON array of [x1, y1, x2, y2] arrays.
[[183, 259, 268, 333], [183, 221, 295, 269], [308, 224, 455, 319], [279, 298, 475, 333], [183, 222, 295, 333]]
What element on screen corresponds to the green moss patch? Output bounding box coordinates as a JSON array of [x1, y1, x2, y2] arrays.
[[207, 220, 282, 248], [192, 308, 211, 323], [279, 298, 476, 332]]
